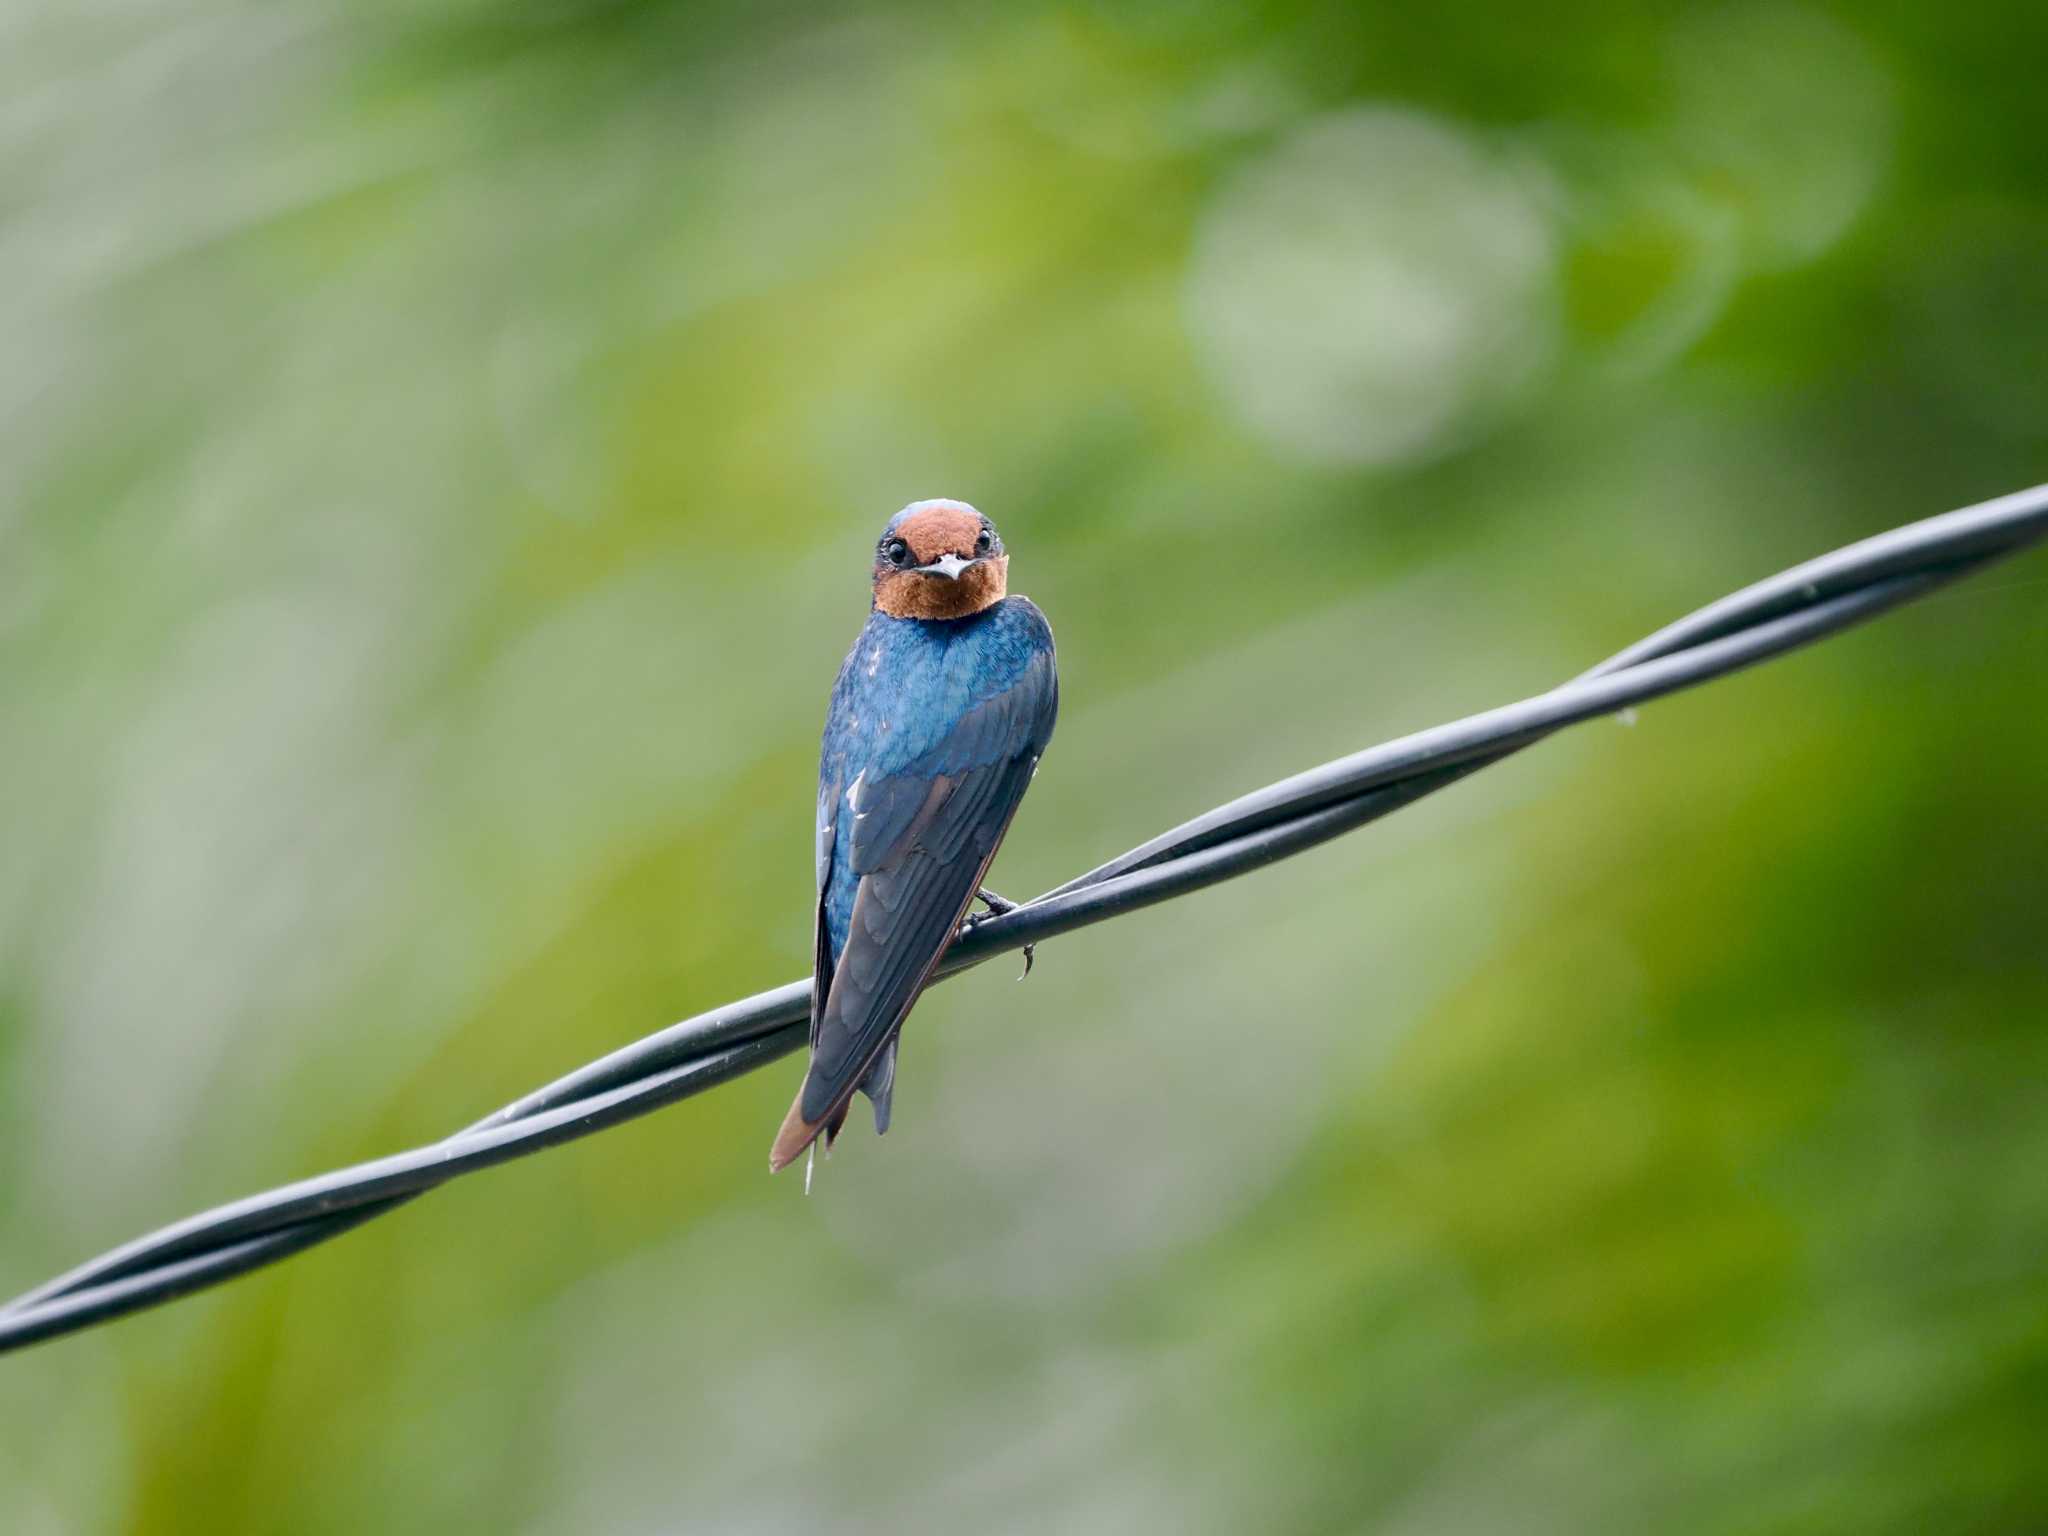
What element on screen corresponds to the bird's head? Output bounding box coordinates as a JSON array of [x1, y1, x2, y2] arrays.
[[872, 499, 1010, 620]]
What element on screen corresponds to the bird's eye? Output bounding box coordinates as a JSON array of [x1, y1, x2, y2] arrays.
[[884, 538, 911, 567], [975, 527, 993, 554]]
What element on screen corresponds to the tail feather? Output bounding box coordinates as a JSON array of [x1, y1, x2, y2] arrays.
[[861, 1036, 899, 1135], [768, 1036, 898, 1173], [769, 1090, 824, 1173]]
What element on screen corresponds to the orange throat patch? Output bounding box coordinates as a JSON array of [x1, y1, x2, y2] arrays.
[[875, 554, 1009, 620]]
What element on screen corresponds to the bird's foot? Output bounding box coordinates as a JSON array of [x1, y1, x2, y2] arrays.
[[967, 886, 1035, 979]]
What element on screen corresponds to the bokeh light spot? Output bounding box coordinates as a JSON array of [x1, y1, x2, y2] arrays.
[[1186, 107, 1560, 468]]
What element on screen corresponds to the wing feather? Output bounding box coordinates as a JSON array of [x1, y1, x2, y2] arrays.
[[771, 644, 1054, 1168], [802, 749, 1038, 1124]]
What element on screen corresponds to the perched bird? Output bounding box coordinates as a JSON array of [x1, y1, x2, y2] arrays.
[[770, 499, 1058, 1175]]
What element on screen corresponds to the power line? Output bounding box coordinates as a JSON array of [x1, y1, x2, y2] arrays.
[[4, 482, 2044, 1356]]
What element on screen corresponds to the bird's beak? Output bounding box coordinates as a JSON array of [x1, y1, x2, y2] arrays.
[[914, 552, 975, 581]]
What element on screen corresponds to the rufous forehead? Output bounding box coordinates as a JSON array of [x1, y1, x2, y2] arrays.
[[894, 507, 984, 562]]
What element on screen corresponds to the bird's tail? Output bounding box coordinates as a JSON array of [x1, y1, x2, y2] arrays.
[[768, 1090, 839, 1174], [767, 1038, 898, 1174], [859, 1036, 898, 1134]]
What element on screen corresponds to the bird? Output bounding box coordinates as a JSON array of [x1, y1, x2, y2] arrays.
[[770, 498, 1058, 1176]]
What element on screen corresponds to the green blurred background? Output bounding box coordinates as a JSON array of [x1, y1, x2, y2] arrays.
[[3, 1, 2046, 1530]]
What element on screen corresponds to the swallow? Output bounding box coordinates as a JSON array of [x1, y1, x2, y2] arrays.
[[770, 499, 1058, 1175]]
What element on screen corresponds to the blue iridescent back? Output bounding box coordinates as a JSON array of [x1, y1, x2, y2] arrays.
[[817, 596, 1056, 967]]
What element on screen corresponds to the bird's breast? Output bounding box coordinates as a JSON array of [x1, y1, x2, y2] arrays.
[[830, 605, 1044, 772]]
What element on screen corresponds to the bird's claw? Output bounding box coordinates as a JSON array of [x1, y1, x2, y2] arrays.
[[968, 886, 1036, 980]]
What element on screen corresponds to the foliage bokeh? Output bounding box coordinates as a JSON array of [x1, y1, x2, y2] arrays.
[[2, 1, 2045, 1531]]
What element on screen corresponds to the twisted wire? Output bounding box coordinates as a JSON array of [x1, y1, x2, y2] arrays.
[[4, 482, 2043, 1355]]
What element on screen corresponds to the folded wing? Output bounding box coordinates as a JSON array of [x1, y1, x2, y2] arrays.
[[771, 646, 1056, 1170]]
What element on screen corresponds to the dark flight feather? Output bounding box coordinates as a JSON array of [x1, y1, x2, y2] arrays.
[[772, 617, 1055, 1170]]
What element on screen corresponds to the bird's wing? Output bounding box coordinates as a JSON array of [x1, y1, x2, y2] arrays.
[[814, 751, 1037, 1101], [771, 648, 1056, 1169]]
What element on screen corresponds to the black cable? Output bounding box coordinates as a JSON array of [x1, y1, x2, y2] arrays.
[[3, 483, 2043, 1356]]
